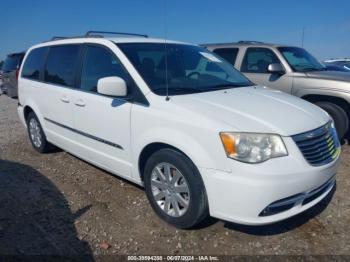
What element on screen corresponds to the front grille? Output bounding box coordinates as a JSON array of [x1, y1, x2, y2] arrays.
[[292, 122, 340, 166]]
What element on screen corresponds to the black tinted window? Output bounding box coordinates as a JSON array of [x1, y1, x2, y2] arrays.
[[80, 46, 131, 93], [241, 48, 280, 73], [45, 45, 80, 87], [213, 48, 239, 66], [3, 54, 24, 71], [21, 48, 47, 80]]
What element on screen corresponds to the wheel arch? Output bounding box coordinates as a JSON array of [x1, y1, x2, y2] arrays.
[[22, 100, 45, 126], [138, 142, 192, 182], [23, 105, 35, 121], [302, 94, 350, 114], [134, 126, 231, 183]]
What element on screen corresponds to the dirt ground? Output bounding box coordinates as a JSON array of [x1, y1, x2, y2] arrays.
[[0, 94, 349, 257]]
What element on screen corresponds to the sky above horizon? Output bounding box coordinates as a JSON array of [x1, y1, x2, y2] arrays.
[[0, 0, 349, 61]]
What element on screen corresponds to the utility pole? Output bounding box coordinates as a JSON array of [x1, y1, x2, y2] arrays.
[[301, 27, 305, 47]]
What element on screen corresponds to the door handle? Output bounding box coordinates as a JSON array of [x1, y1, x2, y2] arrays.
[[60, 96, 70, 103], [74, 99, 86, 107]]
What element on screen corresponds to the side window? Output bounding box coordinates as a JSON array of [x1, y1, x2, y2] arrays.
[[21, 48, 47, 80], [44, 45, 80, 87], [213, 48, 239, 66], [80, 45, 131, 93], [241, 48, 280, 73]]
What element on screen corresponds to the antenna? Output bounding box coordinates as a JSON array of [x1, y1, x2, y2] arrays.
[[163, 0, 170, 101], [301, 27, 305, 48]]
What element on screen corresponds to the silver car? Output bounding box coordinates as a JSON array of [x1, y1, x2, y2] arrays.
[[204, 41, 350, 140], [1, 52, 25, 98]]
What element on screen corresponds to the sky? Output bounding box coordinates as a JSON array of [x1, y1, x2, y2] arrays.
[[0, 0, 349, 61]]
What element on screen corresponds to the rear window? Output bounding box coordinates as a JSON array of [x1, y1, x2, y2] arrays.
[[21, 47, 48, 80], [3, 54, 23, 71], [212, 48, 239, 66], [44, 45, 80, 87]]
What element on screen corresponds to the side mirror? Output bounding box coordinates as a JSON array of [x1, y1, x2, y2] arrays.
[[268, 63, 285, 74], [97, 76, 127, 97]]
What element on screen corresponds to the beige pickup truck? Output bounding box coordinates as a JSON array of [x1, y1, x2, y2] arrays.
[[204, 41, 350, 140]]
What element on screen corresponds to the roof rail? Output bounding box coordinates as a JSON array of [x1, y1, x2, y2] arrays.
[[201, 40, 267, 47], [237, 40, 265, 44], [51, 36, 69, 41], [43, 34, 103, 43], [85, 31, 148, 38], [43, 31, 148, 43]]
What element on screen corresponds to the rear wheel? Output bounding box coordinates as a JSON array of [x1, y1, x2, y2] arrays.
[[315, 101, 349, 140], [143, 148, 209, 229], [26, 112, 53, 153]]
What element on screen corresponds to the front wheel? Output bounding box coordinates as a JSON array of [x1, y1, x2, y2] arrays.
[[143, 148, 209, 229], [315, 101, 349, 140]]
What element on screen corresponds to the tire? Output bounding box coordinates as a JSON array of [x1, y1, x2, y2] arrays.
[[26, 112, 53, 153], [315, 101, 349, 139], [143, 148, 209, 229]]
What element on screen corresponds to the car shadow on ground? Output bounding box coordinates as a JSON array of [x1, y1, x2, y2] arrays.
[[223, 184, 336, 236], [0, 159, 94, 259]]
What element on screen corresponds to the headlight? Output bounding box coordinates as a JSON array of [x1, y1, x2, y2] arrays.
[[220, 132, 288, 163]]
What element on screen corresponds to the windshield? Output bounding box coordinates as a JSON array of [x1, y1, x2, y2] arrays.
[[278, 47, 326, 72], [117, 43, 253, 96]]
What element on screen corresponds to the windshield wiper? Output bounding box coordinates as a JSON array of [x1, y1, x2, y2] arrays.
[[207, 83, 252, 90], [152, 87, 204, 94]]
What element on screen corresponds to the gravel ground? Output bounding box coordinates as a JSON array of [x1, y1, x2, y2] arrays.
[[0, 94, 349, 257]]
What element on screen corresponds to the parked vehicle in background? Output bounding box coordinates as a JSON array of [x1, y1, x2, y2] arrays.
[[0, 71, 3, 94], [204, 41, 350, 140], [324, 64, 350, 72], [17, 32, 339, 229], [1, 52, 25, 98], [324, 59, 350, 72], [0, 60, 4, 94]]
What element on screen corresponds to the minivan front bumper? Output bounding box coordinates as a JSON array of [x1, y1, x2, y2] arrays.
[[199, 136, 340, 225]]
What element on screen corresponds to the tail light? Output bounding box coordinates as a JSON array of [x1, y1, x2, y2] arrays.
[[16, 69, 19, 80]]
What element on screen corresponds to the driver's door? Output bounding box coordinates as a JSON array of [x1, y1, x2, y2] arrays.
[[241, 47, 293, 94], [72, 44, 133, 178]]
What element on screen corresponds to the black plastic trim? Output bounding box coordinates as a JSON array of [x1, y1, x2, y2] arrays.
[[44, 117, 123, 150], [85, 31, 148, 38], [259, 177, 335, 217]]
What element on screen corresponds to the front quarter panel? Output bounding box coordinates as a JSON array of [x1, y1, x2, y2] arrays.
[[130, 96, 233, 182], [292, 76, 350, 103]]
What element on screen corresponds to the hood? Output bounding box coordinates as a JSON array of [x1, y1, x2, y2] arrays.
[[171, 86, 330, 136], [306, 70, 350, 82]]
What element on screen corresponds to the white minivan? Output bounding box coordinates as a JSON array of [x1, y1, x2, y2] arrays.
[[18, 32, 340, 229]]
